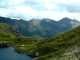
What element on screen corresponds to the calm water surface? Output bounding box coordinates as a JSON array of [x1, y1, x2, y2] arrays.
[[0, 47, 32, 60]]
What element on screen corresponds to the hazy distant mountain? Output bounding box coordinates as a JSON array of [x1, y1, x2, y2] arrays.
[[0, 16, 80, 38]]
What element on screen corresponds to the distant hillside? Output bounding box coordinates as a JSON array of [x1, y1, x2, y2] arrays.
[[0, 16, 80, 38]]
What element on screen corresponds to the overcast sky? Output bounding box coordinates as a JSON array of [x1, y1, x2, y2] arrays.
[[0, 0, 80, 21]]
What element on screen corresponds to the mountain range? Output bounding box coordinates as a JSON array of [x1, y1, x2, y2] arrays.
[[0, 16, 80, 38], [0, 17, 80, 60]]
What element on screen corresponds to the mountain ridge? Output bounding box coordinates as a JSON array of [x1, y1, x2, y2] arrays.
[[0, 18, 80, 60], [0, 16, 80, 38]]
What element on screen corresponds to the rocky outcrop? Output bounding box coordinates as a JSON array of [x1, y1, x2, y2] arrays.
[[57, 44, 80, 60]]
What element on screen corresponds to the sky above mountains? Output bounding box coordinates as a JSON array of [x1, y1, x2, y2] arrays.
[[0, 0, 80, 21]]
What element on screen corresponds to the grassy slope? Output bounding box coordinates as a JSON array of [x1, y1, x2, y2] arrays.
[[14, 26, 80, 60], [1, 23, 80, 60], [36, 26, 80, 60]]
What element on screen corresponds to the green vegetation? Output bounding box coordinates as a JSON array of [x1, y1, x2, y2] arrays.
[[32, 35, 45, 40], [1, 23, 80, 60], [36, 26, 80, 60], [0, 23, 38, 57]]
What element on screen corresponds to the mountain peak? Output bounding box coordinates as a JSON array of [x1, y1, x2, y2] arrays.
[[59, 17, 73, 24], [30, 18, 41, 21], [42, 18, 55, 22], [61, 17, 72, 21]]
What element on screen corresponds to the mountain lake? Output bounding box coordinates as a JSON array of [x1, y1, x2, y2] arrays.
[[0, 47, 32, 60]]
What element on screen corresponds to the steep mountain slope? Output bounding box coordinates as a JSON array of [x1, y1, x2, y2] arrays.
[[0, 16, 80, 38], [0, 23, 21, 37], [33, 26, 80, 60]]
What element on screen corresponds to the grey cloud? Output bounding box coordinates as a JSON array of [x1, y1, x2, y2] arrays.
[[66, 5, 80, 12], [57, 3, 80, 12], [7, 12, 28, 20]]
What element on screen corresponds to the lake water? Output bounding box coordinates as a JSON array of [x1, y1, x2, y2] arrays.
[[0, 47, 32, 60]]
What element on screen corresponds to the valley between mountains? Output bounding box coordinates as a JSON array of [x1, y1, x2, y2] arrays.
[[0, 17, 80, 60]]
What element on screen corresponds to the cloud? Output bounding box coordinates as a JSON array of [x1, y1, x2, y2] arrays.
[[0, 0, 80, 21], [54, 0, 80, 12]]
